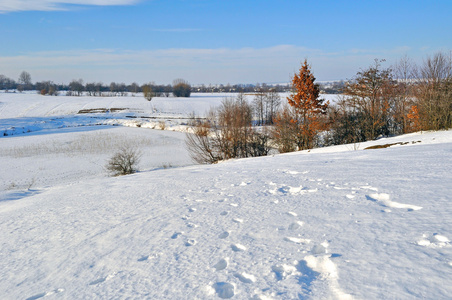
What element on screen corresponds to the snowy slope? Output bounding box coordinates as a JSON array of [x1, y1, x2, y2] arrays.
[[1, 129, 451, 299]]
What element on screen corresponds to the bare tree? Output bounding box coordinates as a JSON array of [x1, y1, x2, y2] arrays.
[[69, 79, 84, 96], [129, 82, 140, 95], [272, 104, 298, 153], [415, 51, 452, 130], [186, 94, 270, 163], [265, 88, 281, 124], [342, 59, 396, 140], [18, 71, 32, 91], [0, 75, 16, 92], [392, 55, 417, 133]]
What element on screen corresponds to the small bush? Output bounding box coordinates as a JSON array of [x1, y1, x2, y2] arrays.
[[106, 147, 142, 176], [172, 79, 191, 97]]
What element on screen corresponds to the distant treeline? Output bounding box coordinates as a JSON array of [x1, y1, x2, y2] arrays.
[[0, 72, 344, 96]]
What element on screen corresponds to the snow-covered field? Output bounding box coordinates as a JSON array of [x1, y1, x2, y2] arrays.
[[1, 92, 451, 299]]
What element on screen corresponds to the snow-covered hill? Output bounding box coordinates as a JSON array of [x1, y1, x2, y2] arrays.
[[0, 93, 451, 299]]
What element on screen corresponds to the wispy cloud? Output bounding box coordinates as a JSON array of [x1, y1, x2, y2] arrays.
[[0, 0, 141, 13]]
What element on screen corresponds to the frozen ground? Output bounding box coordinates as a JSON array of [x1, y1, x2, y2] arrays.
[[0, 92, 451, 299]]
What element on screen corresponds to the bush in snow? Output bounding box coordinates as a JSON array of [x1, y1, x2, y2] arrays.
[[106, 147, 142, 176], [172, 79, 191, 97]]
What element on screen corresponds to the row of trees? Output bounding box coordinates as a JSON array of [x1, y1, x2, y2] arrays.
[[187, 52, 451, 163], [62, 79, 193, 98], [0, 73, 193, 98], [1, 73, 343, 96], [327, 52, 451, 146]]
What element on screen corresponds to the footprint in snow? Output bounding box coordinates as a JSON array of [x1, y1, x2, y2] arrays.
[[212, 282, 235, 299], [137, 255, 149, 262], [185, 239, 196, 246], [311, 242, 329, 255], [234, 272, 256, 283], [232, 218, 243, 223], [231, 243, 246, 252], [171, 232, 182, 239], [288, 221, 304, 230], [26, 289, 64, 300], [188, 207, 197, 212], [26, 293, 47, 300], [416, 233, 450, 248], [271, 264, 298, 281], [213, 258, 229, 271], [220, 211, 229, 216], [186, 222, 199, 228], [89, 274, 115, 286], [287, 212, 297, 217], [219, 231, 230, 239], [366, 193, 422, 211]]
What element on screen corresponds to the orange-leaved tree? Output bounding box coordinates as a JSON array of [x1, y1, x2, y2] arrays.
[[286, 59, 328, 150]]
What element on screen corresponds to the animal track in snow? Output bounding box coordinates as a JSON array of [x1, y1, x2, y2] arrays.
[[186, 222, 199, 228], [232, 218, 243, 223], [171, 232, 183, 239], [220, 211, 229, 216], [185, 239, 196, 246], [231, 243, 246, 252], [137, 255, 149, 262], [219, 231, 230, 239], [212, 282, 235, 299], [213, 258, 229, 271], [416, 233, 450, 248], [366, 193, 422, 211], [89, 274, 115, 285], [234, 272, 256, 283], [288, 221, 304, 230], [26, 289, 64, 300], [311, 243, 328, 255], [188, 207, 197, 212], [26, 293, 47, 300], [269, 184, 317, 195]]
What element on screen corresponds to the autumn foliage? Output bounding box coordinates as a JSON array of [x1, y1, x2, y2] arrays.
[[275, 60, 328, 150]]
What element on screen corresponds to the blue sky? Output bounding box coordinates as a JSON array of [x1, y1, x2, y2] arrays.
[[1, 0, 451, 85]]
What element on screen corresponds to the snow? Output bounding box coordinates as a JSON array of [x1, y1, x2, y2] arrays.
[[1, 92, 452, 299]]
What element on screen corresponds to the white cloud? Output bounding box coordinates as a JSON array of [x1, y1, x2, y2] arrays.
[[0, 0, 140, 13], [0, 45, 418, 84]]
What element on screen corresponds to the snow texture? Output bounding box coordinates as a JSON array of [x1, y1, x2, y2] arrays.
[[0, 92, 451, 299]]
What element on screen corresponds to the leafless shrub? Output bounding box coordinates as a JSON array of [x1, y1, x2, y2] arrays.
[[186, 94, 271, 164], [106, 147, 142, 176]]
